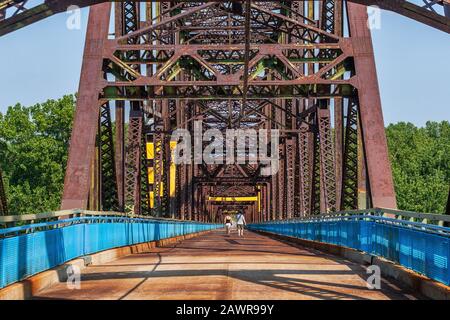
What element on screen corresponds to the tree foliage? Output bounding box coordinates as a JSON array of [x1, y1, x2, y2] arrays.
[[386, 121, 450, 213], [0, 95, 75, 214]]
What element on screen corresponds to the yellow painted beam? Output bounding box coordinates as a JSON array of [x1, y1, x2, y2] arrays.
[[145, 141, 178, 207], [208, 196, 258, 202]]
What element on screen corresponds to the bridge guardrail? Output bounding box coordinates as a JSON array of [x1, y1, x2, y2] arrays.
[[254, 208, 450, 226], [248, 208, 450, 286], [0, 212, 222, 289], [0, 209, 211, 229]]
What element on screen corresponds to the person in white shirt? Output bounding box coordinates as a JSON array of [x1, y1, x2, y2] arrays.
[[235, 211, 246, 237]]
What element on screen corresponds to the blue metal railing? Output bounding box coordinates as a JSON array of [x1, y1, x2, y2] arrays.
[[0, 214, 222, 289], [248, 212, 450, 286]]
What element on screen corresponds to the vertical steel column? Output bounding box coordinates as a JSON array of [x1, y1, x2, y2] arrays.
[[115, 103, 125, 210], [153, 129, 165, 216], [285, 139, 296, 219], [310, 113, 321, 215], [347, 2, 397, 209], [164, 102, 173, 217], [333, 1, 344, 210], [187, 105, 194, 220], [263, 185, 267, 222], [317, 106, 337, 213], [341, 98, 359, 210], [298, 124, 312, 216], [140, 130, 151, 215], [114, 2, 125, 211], [177, 100, 186, 220], [90, 142, 100, 211], [334, 99, 344, 210], [277, 143, 285, 220], [61, 3, 111, 210], [265, 183, 271, 221], [124, 110, 143, 214], [272, 165, 278, 220], [98, 102, 119, 211]]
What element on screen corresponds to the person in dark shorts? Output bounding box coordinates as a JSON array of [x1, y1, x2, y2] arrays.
[[236, 211, 246, 237]]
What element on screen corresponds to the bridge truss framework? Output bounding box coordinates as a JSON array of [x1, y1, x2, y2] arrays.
[[0, 1, 449, 219]]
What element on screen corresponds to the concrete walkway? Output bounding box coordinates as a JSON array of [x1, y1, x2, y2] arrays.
[[34, 230, 420, 300]]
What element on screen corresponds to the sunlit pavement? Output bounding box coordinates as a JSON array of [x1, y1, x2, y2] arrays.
[[34, 230, 420, 300]]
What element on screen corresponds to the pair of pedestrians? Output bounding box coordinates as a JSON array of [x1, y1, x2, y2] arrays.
[[224, 212, 246, 237]]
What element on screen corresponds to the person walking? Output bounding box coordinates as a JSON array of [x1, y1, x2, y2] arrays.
[[224, 214, 233, 235], [236, 211, 246, 237]]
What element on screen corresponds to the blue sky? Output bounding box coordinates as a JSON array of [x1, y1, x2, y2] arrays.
[[0, 7, 449, 126]]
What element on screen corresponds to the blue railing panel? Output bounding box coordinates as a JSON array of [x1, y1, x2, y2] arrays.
[[0, 218, 221, 289], [249, 218, 450, 286]]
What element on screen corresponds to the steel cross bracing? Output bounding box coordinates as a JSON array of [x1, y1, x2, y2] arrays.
[[1, 1, 447, 222], [1, 0, 449, 36], [57, 0, 406, 224]]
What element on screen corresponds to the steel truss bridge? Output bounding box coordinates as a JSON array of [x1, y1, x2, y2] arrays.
[[0, 0, 449, 220], [0, 0, 449, 300]]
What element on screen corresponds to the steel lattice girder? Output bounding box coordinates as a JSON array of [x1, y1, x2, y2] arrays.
[[341, 97, 359, 210], [1, 1, 442, 219], [61, 3, 111, 210], [0, 0, 449, 36], [285, 138, 296, 219], [124, 112, 143, 213], [317, 106, 337, 212], [60, 0, 401, 221], [99, 102, 120, 211], [101, 2, 352, 100]]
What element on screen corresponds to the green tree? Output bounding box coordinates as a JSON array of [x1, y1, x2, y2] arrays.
[[0, 95, 75, 215], [386, 121, 450, 213]]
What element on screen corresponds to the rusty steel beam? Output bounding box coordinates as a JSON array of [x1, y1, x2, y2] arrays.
[[341, 97, 359, 210], [98, 102, 120, 211], [277, 142, 286, 220], [310, 120, 322, 215], [58, 1, 410, 220], [285, 138, 296, 219], [121, 1, 150, 215], [61, 3, 111, 210], [114, 2, 125, 211], [347, 1, 397, 209], [139, 127, 151, 214], [353, 0, 450, 33], [1, 0, 449, 37], [317, 106, 337, 213], [114, 102, 125, 210], [298, 124, 312, 216], [124, 110, 143, 214]]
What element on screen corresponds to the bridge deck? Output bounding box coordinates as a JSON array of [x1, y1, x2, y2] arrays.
[[34, 230, 420, 300]]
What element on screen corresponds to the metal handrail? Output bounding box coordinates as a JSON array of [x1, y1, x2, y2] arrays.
[[250, 211, 450, 238], [0, 215, 220, 236], [0, 209, 213, 227], [255, 208, 450, 225]]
